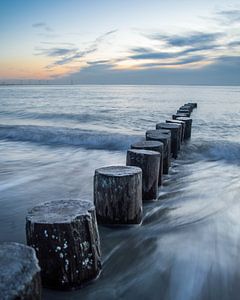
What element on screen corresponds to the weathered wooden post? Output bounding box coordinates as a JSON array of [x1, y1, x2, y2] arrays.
[[177, 109, 191, 117], [166, 119, 185, 144], [172, 113, 189, 119], [0, 242, 41, 300], [26, 200, 101, 290], [94, 166, 142, 225], [156, 123, 181, 159], [187, 102, 197, 108], [175, 116, 193, 140], [145, 130, 171, 174], [130, 140, 163, 185], [126, 149, 160, 201], [181, 105, 193, 113]]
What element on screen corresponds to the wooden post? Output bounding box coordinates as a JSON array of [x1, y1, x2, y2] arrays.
[[187, 102, 197, 108], [177, 109, 191, 117], [130, 140, 163, 185], [172, 113, 189, 119], [126, 149, 160, 201], [156, 123, 181, 159], [94, 166, 142, 225], [0, 242, 41, 300], [145, 130, 171, 174], [26, 200, 102, 290], [166, 119, 185, 144], [181, 105, 193, 113], [175, 117, 193, 140]]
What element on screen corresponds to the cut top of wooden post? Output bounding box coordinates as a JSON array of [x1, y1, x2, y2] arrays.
[[26, 199, 95, 224], [0, 242, 41, 300], [154, 129, 171, 135], [156, 122, 181, 130], [172, 113, 189, 119], [95, 165, 142, 177], [175, 116, 192, 123], [146, 129, 171, 137], [131, 140, 163, 151]]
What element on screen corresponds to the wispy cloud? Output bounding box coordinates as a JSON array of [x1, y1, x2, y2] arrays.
[[35, 29, 117, 69], [146, 32, 223, 47], [130, 44, 219, 60], [140, 55, 207, 68], [32, 22, 53, 32], [216, 9, 240, 25]]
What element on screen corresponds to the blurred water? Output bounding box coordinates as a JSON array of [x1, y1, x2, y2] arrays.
[[0, 85, 240, 300]]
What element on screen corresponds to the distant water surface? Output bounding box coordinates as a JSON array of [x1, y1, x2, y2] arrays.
[[0, 85, 240, 300]]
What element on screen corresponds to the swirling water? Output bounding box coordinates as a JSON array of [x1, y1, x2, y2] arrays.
[[0, 85, 240, 300]]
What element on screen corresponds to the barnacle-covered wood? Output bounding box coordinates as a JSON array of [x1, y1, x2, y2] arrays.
[[94, 166, 142, 225], [0, 242, 41, 300], [26, 200, 101, 290], [127, 149, 160, 201]]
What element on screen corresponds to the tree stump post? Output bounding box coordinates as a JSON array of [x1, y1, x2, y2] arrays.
[[94, 166, 142, 225], [130, 140, 163, 185], [126, 149, 160, 201], [26, 200, 102, 290], [156, 123, 181, 159], [175, 117, 193, 140], [145, 130, 171, 174], [0, 242, 41, 300]]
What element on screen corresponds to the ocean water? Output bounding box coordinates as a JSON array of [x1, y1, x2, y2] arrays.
[[0, 84, 240, 300]]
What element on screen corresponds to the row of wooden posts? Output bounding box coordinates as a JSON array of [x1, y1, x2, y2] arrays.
[[0, 102, 197, 299]]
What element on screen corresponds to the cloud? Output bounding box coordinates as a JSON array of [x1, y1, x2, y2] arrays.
[[129, 44, 219, 61], [216, 9, 240, 25], [147, 32, 223, 47], [51, 55, 240, 86], [35, 29, 117, 68], [130, 51, 175, 60], [38, 47, 78, 57], [87, 60, 111, 65], [44, 48, 97, 68], [32, 22, 53, 32], [228, 40, 240, 47], [140, 55, 206, 68]]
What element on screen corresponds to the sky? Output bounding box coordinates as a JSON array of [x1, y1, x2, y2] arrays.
[[0, 0, 240, 85]]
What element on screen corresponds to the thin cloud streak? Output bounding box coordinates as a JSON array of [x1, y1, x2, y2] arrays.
[[32, 22, 53, 32], [216, 9, 240, 25], [146, 31, 223, 47], [35, 29, 118, 69]]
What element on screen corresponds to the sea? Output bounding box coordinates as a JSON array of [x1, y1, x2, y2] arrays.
[[0, 84, 240, 300]]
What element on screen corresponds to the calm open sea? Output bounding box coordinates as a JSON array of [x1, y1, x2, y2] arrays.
[[0, 85, 240, 300]]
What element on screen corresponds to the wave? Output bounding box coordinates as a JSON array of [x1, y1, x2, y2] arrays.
[[0, 111, 114, 123], [0, 124, 142, 150], [182, 140, 240, 164]]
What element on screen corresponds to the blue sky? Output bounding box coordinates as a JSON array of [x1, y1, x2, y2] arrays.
[[0, 0, 240, 84]]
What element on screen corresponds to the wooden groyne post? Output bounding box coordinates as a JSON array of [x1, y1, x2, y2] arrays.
[[0, 242, 41, 299], [145, 129, 171, 174], [94, 166, 142, 225], [156, 123, 182, 159], [127, 149, 160, 201], [26, 200, 101, 290], [130, 140, 163, 185]]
